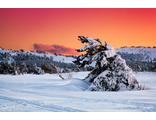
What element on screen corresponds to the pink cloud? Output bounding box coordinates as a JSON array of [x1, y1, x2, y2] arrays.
[[33, 43, 79, 55]]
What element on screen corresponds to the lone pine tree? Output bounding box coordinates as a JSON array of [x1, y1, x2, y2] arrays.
[[73, 36, 148, 91]]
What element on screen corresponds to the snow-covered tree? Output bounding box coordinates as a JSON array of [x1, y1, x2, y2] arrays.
[[41, 63, 58, 74], [33, 63, 44, 75], [42, 63, 65, 79], [11, 61, 20, 75], [73, 36, 148, 91], [28, 63, 44, 75], [0, 57, 19, 75], [19, 62, 28, 74]]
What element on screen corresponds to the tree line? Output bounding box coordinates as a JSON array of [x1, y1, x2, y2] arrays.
[[0, 52, 92, 75], [0, 49, 156, 75]]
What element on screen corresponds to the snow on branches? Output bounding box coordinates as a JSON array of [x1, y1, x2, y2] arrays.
[[73, 36, 148, 91]]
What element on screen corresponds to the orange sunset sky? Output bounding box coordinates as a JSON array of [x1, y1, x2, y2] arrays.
[[0, 8, 156, 55]]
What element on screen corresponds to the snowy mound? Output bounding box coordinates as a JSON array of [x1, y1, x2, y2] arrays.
[[42, 72, 90, 91], [63, 78, 90, 91]]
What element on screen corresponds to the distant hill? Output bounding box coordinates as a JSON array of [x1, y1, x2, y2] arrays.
[[1, 46, 156, 63], [115, 47, 156, 62], [0, 47, 79, 72], [0, 47, 76, 64], [0, 46, 156, 72]]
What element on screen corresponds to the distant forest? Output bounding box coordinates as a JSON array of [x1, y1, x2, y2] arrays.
[[119, 46, 156, 48], [117, 52, 156, 72], [0, 48, 156, 75]]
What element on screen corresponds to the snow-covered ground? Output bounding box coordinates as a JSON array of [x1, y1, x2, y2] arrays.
[[0, 72, 156, 112], [115, 47, 156, 60]]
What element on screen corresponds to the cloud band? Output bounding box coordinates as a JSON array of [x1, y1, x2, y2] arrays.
[[33, 43, 79, 55]]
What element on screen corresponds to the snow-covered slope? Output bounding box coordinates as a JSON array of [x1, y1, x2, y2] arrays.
[[1, 47, 156, 64], [115, 47, 156, 60], [0, 48, 75, 63], [0, 72, 156, 112]]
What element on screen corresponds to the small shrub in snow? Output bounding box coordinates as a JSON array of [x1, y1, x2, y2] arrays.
[[67, 72, 73, 79]]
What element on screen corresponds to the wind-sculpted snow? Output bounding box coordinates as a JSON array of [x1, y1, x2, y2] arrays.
[[0, 72, 156, 112]]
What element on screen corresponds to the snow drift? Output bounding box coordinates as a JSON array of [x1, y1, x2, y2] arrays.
[[0, 72, 155, 112]]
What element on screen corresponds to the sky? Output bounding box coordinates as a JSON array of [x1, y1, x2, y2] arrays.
[[0, 8, 156, 55]]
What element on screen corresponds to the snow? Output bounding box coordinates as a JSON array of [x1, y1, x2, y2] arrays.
[[78, 36, 101, 51], [8, 57, 15, 64], [0, 72, 156, 112], [115, 47, 156, 60], [1, 46, 156, 64], [0, 48, 75, 63]]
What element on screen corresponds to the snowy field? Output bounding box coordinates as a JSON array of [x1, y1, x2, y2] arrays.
[[0, 72, 156, 112]]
